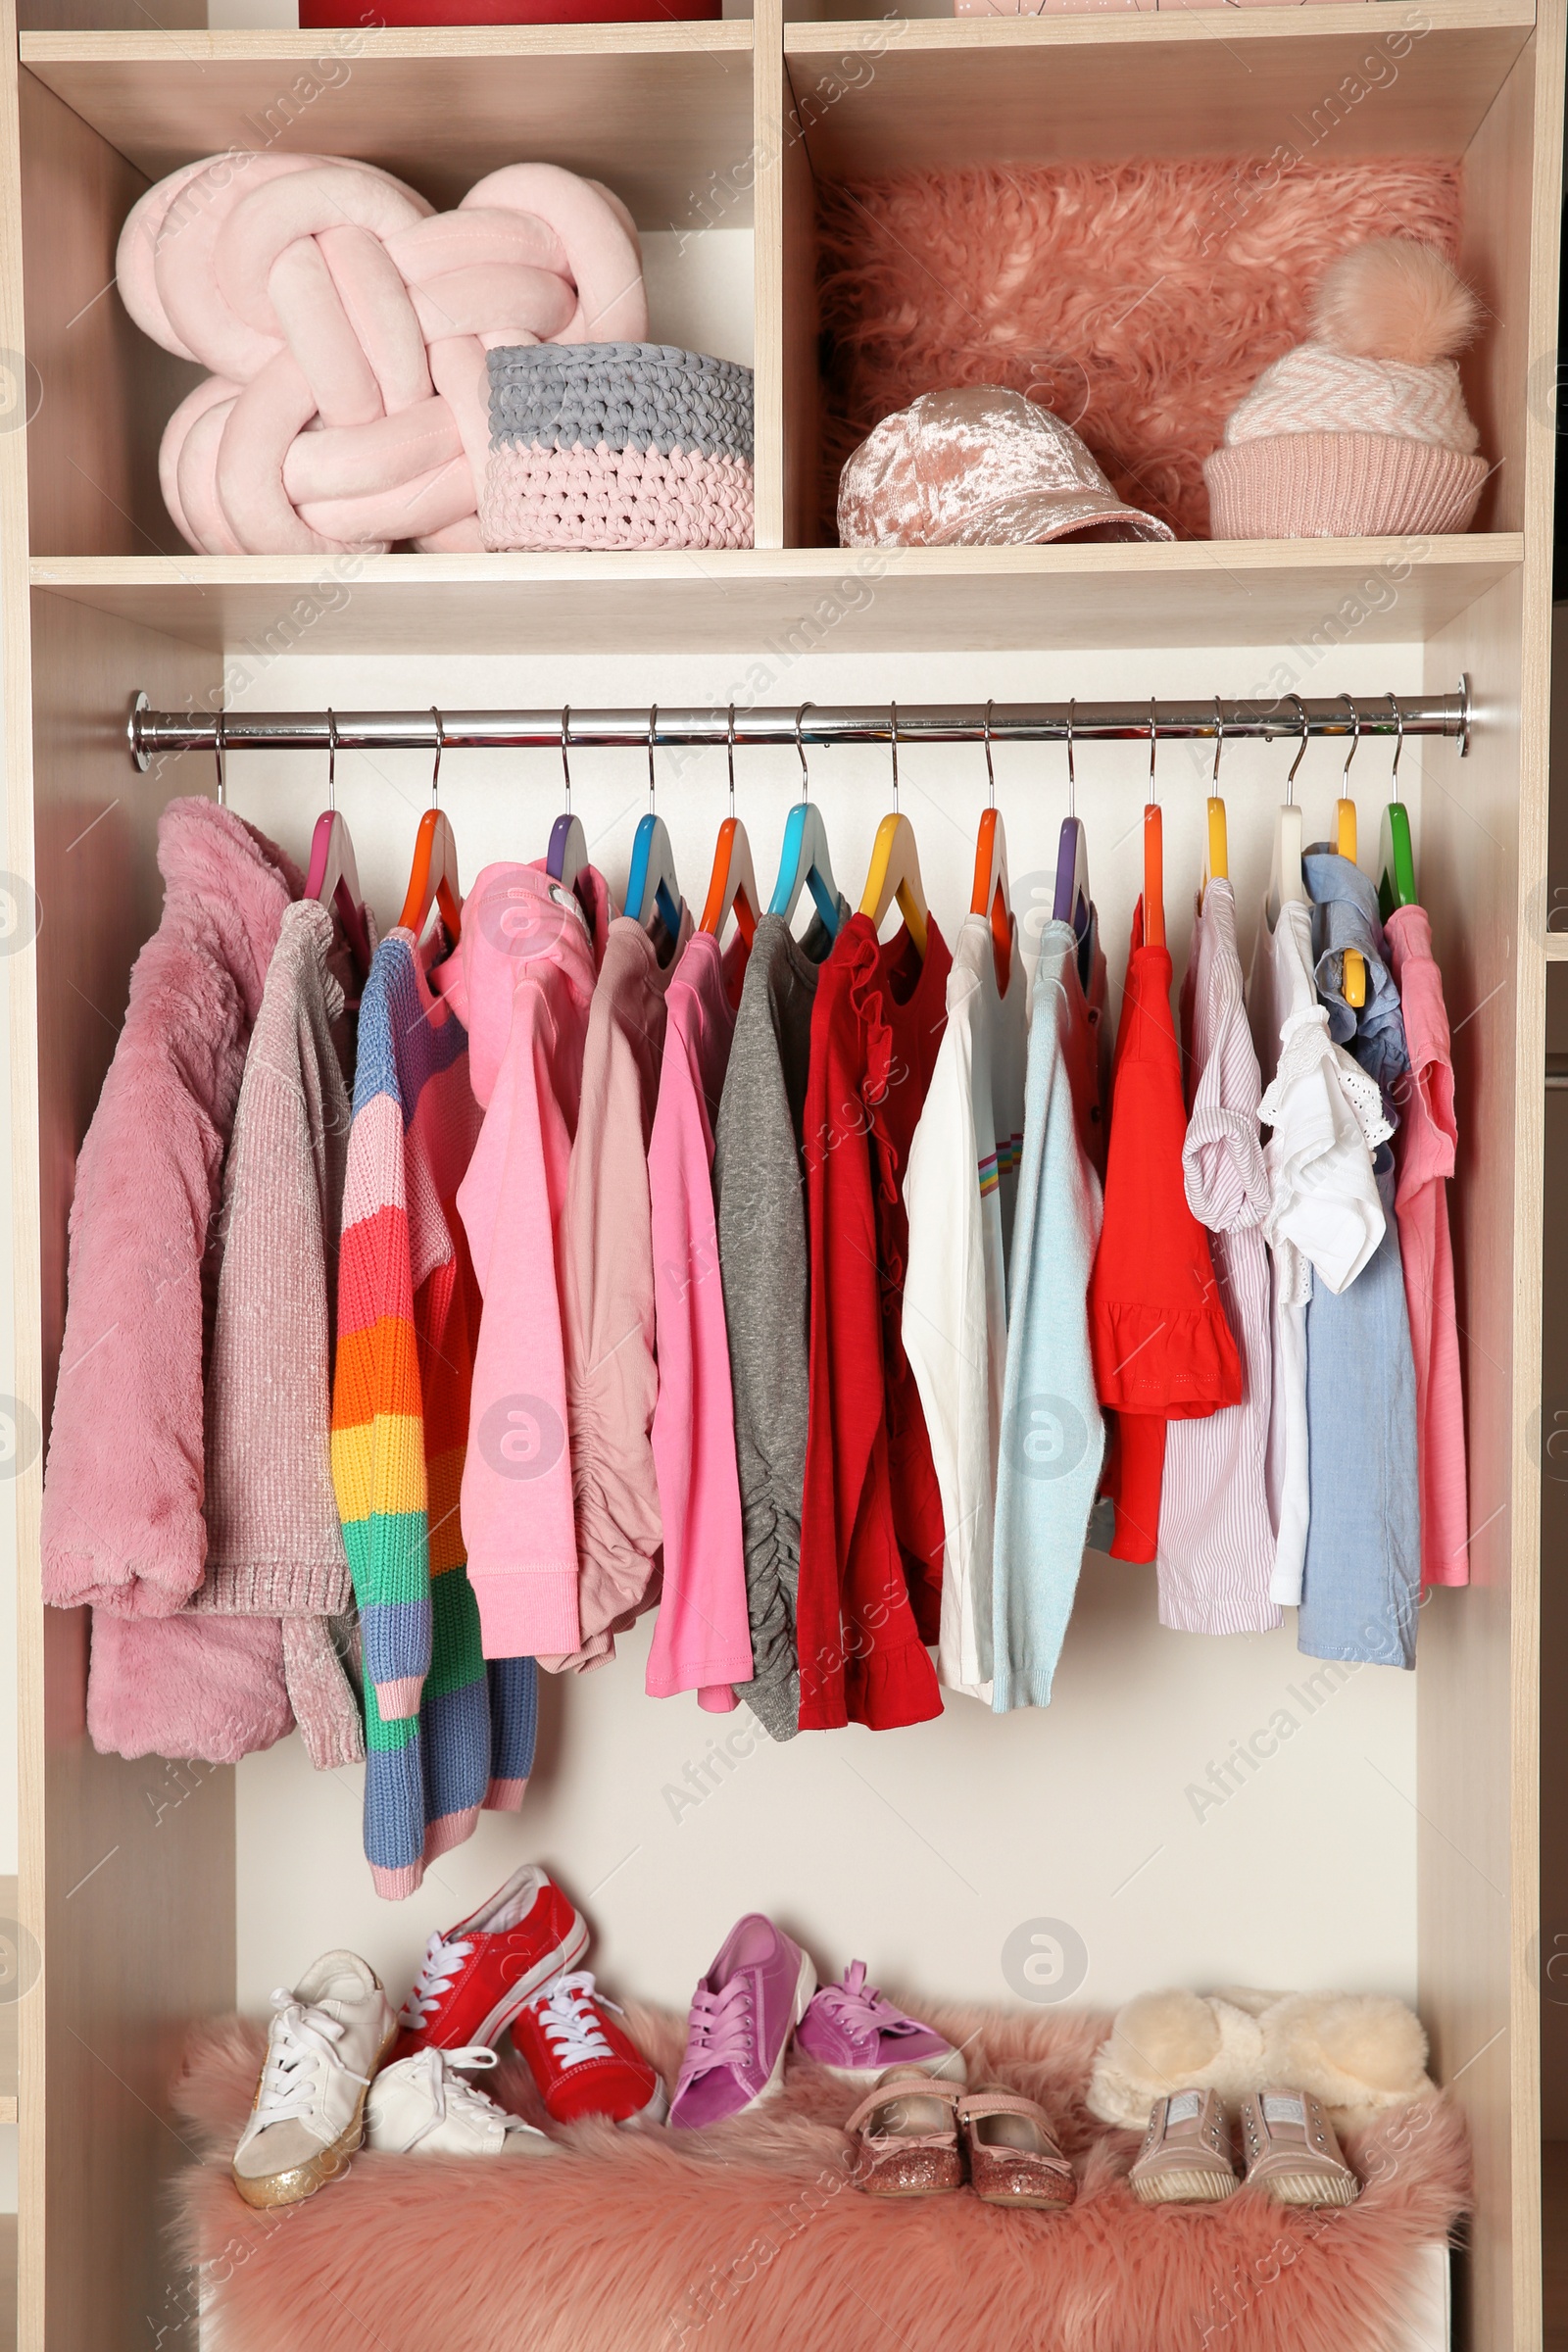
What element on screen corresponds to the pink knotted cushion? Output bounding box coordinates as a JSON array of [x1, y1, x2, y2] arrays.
[[118, 152, 647, 555]]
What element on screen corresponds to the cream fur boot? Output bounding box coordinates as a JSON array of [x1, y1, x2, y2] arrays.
[[1087, 1986, 1436, 2129]]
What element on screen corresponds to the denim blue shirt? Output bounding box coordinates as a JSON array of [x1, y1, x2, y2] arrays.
[[1302, 847, 1410, 1127]]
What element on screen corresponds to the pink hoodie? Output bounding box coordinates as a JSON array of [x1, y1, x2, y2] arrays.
[[433, 861, 611, 1659], [645, 929, 753, 1709]]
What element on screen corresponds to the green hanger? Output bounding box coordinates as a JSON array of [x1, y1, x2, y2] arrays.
[[1376, 695, 1419, 920]]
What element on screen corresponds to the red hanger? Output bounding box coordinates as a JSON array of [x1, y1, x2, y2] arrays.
[[1143, 702, 1164, 950], [700, 710, 760, 949], [399, 709, 462, 944]]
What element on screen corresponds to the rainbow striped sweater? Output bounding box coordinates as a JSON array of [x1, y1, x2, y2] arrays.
[[331, 931, 537, 1899]]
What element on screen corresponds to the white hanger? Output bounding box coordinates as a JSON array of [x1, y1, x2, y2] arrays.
[[1267, 693, 1308, 926], [305, 711, 372, 982]]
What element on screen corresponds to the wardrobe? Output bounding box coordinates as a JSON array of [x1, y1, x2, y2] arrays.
[[0, 0, 1560, 2344]]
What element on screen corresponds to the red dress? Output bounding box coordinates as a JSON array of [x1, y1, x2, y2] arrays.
[[797, 912, 950, 1730], [1089, 900, 1241, 1562]]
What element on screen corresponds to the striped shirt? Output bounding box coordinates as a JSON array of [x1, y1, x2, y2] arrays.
[[331, 930, 536, 1899], [1158, 879, 1279, 1634]]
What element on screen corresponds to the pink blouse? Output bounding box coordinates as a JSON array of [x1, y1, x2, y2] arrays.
[[1384, 905, 1468, 1587], [646, 930, 755, 1706]]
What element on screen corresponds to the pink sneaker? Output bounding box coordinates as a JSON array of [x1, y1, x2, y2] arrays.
[[668, 1915, 817, 2131], [796, 1963, 965, 2084]]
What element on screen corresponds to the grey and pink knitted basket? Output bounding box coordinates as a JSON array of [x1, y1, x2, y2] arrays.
[[481, 342, 754, 551]]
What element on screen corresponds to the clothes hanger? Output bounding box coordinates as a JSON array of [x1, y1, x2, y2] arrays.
[[767, 704, 842, 936], [624, 703, 682, 939], [398, 707, 463, 945], [215, 709, 227, 809], [1201, 696, 1229, 898], [700, 705, 760, 948], [1336, 694, 1366, 1011], [1377, 693, 1419, 920], [1266, 694, 1308, 928], [547, 705, 589, 897], [1052, 696, 1091, 944], [305, 710, 372, 983], [858, 702, 928, 958], [969, 700, 1013, 995], [1143, 699, 1164, 950]]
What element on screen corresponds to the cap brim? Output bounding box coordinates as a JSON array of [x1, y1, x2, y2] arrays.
[[929, 487, 1175, 546]]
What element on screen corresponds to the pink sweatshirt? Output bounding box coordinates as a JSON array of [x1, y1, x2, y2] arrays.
[[646, 930, 753, 1709], [432, 861, 611, 1658], [1384, 904, 1468, 1587], [550, 907, 693, 1672]]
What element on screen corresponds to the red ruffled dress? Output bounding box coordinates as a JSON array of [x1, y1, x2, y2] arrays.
[[1089, 899, 1241, 1562], [797, 912, 951, 1730]]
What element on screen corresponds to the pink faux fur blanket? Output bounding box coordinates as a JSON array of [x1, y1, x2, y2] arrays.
[[172, 2000, 1468, 2352], [815, 160, 1465, 539]]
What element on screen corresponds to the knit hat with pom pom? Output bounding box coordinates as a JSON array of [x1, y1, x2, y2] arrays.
[[1203, 239, 1486, 540]]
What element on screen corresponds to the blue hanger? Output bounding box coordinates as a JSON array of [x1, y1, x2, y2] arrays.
[[767, 704, 841, 934], [624, 703, 682, 939]]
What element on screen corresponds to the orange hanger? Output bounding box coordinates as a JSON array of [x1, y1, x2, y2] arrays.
[[1201, 698, 1228, 901], [1143, 702, 1164, 949], [398, 708, 462, 944], [700, 709, 760, 948], [858, 705, 928, 958], [1336, 696, 1365, 1010], [969, 703, 1013, 994]]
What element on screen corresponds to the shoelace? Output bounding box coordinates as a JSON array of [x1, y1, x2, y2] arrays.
[[410, 2045, 514, 2129], [522, 1970, 621, 2070], [398, 1931, 474, 2033], [680, 1976, 756, 2079], [811, 1962, 896, 2044], [254, 1991, 369, 2128]]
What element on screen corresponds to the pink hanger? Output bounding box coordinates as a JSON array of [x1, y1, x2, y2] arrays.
[[305, 709, 372, 982]]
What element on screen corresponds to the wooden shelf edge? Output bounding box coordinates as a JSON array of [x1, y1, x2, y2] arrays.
[[1545, 932, 1568, 961], [784, 0, 1535, 55], [20, 21, 754, 63], [26, 533, 1526, 590]]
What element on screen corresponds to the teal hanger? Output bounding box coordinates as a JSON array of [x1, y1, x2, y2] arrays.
[[767, 704, 841, 935], [625, 703, 682, 938], [1376, 694, 1419, 920]]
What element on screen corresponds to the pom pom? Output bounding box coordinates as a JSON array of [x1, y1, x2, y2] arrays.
[[1313, 238, 1479, 366]]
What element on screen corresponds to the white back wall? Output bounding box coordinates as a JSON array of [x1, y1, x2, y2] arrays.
[[221, 633, 1440, 2022]]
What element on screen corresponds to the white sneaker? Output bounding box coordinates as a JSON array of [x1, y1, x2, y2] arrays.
[[232, 1951, 397, 2208], [367, 2047, 556, 2157]]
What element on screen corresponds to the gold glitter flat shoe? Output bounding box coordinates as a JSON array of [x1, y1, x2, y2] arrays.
[[845, 2066, 965, 2197]]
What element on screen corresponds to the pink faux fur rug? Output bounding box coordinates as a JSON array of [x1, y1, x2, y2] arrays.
[[172, 2001, 1468, 2352], [816, 160, 1465, 539]]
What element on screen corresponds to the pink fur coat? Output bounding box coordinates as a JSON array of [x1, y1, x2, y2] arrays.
[[40, 797, 302, 1763], [816, 159, 1465, 540], [172, 2000, 1468, 2352]]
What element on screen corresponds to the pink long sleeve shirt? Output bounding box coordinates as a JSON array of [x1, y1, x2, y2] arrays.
[[1384, 904, 1468, 1587], [433, 861, 611, 1658], [646, 929, 753, 1709]]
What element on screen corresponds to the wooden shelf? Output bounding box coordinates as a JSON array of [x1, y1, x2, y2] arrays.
[[20, 24, 756, 222], [28, 534, 1521, 655], [783, 0, 1535, 173], [1545, 932, 1568, 961]]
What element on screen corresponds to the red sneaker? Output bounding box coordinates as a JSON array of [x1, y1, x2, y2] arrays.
[[394, 1866, 588, 2061], [513, 1970, 667, 2126]]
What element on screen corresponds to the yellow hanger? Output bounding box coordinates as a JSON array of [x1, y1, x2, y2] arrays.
[[1201, 696, 1229, 898], [1337, 696, 1365, 1011], [858, 703, 928, 957]]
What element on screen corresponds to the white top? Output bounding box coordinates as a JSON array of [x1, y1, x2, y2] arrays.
[[904, 910, 1028, 1703], [1158, 880, 1279, 1635], [1247, 897, 1391, 1606]]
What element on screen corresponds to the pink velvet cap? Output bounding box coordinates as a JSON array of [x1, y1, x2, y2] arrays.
[[838, 386, 1174, 547]]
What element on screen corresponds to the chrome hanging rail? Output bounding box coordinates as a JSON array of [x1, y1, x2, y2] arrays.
[[127, 683, 1471, 769]]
